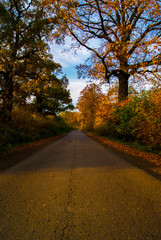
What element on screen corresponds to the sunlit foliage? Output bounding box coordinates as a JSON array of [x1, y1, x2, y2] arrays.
[[94, 88, 161, 153], [0, 0, 74, 153], [22, 70, 74, 116], [51, 0, 161, 101], [77, 83, 103, 131], [0, 0, 71, 122], [59, 111, 81, 130]]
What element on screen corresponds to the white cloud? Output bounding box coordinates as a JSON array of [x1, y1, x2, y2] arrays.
[[49, 38, 90, 105], [50, 38, 89, 68], [68, 79, 109, 106], [68, 79, 87, 105], [49, 37, 110, 106]]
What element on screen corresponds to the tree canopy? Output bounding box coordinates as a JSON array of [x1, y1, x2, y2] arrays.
[[77, 83, 102, 130], [29, 74, 74, 117], [52, 0, 161, 101], [0, 0, 73, 121]]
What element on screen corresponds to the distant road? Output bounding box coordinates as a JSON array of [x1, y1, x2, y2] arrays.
[[1, 130, 161, 239]]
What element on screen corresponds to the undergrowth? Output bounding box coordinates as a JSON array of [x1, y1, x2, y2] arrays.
[[90, 89, 161, 155], [0, 107, 71, 153]]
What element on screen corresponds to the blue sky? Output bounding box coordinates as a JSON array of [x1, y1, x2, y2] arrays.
[[50, 38, 90, 106]]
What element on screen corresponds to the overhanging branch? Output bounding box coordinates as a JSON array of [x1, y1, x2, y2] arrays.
[[67, 24, 111, 82]]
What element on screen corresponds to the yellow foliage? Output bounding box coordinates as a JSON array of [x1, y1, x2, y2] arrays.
[[93, 88, 161, 152], [77, 83, 103, 131]]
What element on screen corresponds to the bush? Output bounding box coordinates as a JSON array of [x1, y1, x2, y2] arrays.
[[94, 89, 161, 153], [111, 99, 137, 141], [0, 107, 71, 153], [130, 90, 161, 151]]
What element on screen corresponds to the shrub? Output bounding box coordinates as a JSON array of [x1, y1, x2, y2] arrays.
[[0, 107, 71, 153], [130, 90, 161, 151], [94, 89, 161, 153], [111, 99, 137, 141]]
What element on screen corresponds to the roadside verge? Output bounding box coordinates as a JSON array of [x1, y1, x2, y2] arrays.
[[86, 132, 161, 180], [0, 132, 68, 173]]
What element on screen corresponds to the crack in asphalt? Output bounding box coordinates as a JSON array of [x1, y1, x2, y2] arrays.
[[1, 131, 161, 239], [60, 140, 77, 240], [60, 172, 75, 240]]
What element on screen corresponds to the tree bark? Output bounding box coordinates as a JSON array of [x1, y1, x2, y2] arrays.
[[118, 71, 129, 101], [1, 72, 13, 122], [36, 94, 44, 114]]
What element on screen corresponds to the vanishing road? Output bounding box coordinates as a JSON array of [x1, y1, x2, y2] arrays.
[[1, 130, 161, 240]]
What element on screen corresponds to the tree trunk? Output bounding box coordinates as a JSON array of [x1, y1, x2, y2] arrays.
[[1, 72, 13, 122], [118, 71, 129, 101], [36, 94, 44, 114]]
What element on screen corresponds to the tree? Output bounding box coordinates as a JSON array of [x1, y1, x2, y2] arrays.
[[77, 83, 102, 130], [53, 0, 161, 101], [12, 52, 74, 116], [0, 0, 56, 121], [59, 111, 80, 129], [30, 75, 74, 117]]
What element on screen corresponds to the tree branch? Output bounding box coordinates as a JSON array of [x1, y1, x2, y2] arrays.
[[128, 21, 161, 56], [94, 0, 113, 43], [67, 24, 112, 82]]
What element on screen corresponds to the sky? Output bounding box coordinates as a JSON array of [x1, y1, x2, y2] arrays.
[[50, 38, 154, 107], [50, 38, 90, 106]]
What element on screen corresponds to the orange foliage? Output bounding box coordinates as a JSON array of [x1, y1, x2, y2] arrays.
[[87, 133, 161, 167], [131, 90, 161, 149], [51, 0, 161, 101], [94, 89, 161, 153], [77, 83, 103, 131]]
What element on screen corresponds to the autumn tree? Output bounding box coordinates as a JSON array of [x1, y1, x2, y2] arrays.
[[59, 111, 80, 129], [30, 74, 74, 117], [77, 83, 102, 130], [12, 48, 73, 116], [52, 0, 161, 101], [0, 0, 58, 122], [12, 45, 57, 108]]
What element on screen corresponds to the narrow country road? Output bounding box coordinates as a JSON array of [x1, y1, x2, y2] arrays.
[[1, 130, 161, 240]]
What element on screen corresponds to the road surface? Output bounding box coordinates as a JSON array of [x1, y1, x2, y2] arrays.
[[1, 130, 161, 239]]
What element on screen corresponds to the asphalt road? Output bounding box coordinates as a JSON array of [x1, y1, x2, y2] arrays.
[[1, 130, 161, 240]]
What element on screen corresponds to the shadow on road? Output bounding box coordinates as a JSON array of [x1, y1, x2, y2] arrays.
[[2, 131, 137, 175]]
